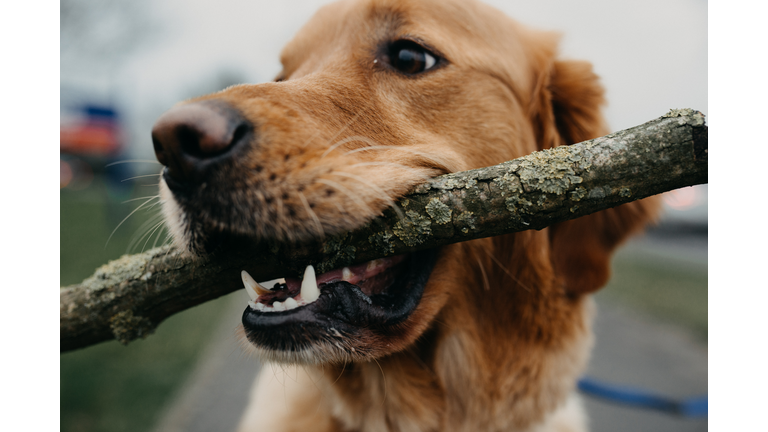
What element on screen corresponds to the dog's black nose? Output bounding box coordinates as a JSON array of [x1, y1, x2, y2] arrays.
[[152, 100, 251, 184]]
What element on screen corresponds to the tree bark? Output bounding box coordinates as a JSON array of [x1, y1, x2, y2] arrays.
[[60, 109, 707, 352]]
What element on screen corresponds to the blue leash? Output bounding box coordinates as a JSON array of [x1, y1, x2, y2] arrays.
[[577, 377, 708, 417]]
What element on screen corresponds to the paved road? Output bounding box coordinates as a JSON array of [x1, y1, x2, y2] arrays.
[[583, 301, 707, 432], [152, 238, 707, 432], [150, 294, 260, 432]]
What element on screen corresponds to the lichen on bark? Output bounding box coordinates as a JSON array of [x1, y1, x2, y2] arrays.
[[61, 109, 708, 351], [393, 210, 433, 247], [425, 198, 452, 224], [109, 310, 154, 344]]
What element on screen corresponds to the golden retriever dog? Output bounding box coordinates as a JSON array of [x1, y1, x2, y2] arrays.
[[151, 0, 660, 430]]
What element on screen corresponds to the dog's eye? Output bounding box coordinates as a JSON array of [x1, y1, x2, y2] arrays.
[[385, 40, 438, 75]]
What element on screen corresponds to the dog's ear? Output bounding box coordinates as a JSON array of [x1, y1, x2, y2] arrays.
[[531, 59, 608, 151], [548, 200, 660, 295], [533, 59, 662, 295]]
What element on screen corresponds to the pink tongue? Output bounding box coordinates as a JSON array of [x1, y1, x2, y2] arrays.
[[283, 255, 406, 290]]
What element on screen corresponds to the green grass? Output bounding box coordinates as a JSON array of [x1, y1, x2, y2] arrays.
[[60, 298, 232, 432], [597, 240, 708, 342], [60, 182, 165, 287], [61, 177, 233, 432]]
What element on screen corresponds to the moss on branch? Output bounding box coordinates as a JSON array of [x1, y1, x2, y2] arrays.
[[61, 109, 707, 351]]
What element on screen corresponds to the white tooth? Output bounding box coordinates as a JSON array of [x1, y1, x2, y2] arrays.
[[284, 297, 299, 310], [367, 259, 381, 271], [248, 300, 265, 311], [301, 265, 320, 303], [342, 267, 353, 281], [242, 270, 271, 300], [272, 301, 286, 311]]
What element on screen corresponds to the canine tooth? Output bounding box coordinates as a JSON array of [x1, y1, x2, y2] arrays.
[[301, 265, 320, 303], [284, 297, 299, 309], [272, 301, 286, 311], [342, 267, 353, 281], [242, 270, 270, 300]]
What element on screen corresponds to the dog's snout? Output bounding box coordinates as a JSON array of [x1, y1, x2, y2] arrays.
[[152, 100, 252, 184]]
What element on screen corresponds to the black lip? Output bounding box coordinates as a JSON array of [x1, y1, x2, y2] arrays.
[[241, 249, 438, 352]]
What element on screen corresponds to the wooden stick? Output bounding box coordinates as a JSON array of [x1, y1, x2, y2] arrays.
[[60, 109, 707, 352]]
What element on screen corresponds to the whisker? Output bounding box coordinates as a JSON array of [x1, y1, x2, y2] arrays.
[[106, 196, 160, 248], [341, 144, 394, 157], [346, 161, 431, 175], [123, 198, 166, 252], [328, 171, 405, 222], [316, 178, 373, 214], [162, 230, 175, 250], [105, 159, 161, 167], [121, 174, 162, 183], [346, 161, 434, 191], [314, 112, 363, 152], [276, 197, 285, 239], [300, 364, 328, 419], [298, 192, 325, 239], [373, 358, 388, 407], [141, 220, 167, 253], [330, 361, 348, 386], [475, 254, 491, 292], [485, 250, 532, 292], [321, 135, 379, 159], [285, 364, 299, 383], [151, 224, 169, 250], [406, 345, 436, 377], [340, 145, 437, 161], [126, 212, 164, 252], [300, 111, 362, 151], [122, 195, 160, 204], [146, 197, 164, 211]]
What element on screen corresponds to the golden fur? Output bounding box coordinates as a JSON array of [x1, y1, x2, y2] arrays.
[[153, 0, 661, 430]]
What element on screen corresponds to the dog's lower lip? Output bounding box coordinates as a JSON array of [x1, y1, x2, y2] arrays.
[[241, 249, 439, 351]]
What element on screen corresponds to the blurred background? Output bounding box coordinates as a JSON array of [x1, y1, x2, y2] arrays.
[[60, 1, 707, 431]]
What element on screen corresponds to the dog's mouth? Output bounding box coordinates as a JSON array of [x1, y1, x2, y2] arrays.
[[241, 249, 438, 359]]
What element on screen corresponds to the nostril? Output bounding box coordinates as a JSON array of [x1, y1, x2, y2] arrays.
[[151, 100, 252, 184], [152, 133, 169, 167], [177, 125, 205, 158], [231, 123, 249, 149], [185, 120, 250, 158]]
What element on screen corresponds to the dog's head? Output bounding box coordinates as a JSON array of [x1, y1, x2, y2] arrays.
[[152, 0, 659, 365]]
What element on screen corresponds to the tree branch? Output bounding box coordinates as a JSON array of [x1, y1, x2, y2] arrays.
[[60, 109, 707, 352]]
